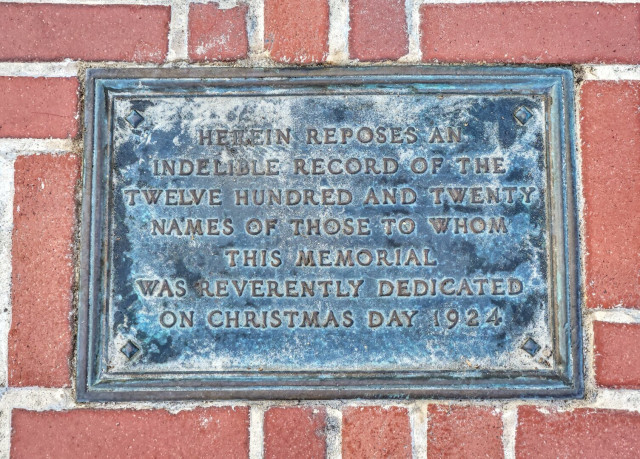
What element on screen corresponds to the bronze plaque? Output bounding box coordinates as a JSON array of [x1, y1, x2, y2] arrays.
[[77, 67, 582, 401]]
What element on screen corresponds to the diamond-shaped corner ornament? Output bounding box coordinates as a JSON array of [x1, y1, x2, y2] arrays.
[[125, 110, 144, 128], [513, 106, 533, 125], [521, 337, 541, 357], [120, 340, 141, 360]]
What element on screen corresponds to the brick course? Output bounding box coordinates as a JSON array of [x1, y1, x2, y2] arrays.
[[264, 407, 327, 459], [188, 3, 249, 62], [581, 81, 640, 308], [594, 321, 640, 388], [517, 407, 640, 458], [428, 405, 504, 459], [342, 406, 411, 458], [9, 154, 79, 387], [0, 4, 170, 62], [264, 0, 329, 63], [420, 3, 640, 64], [349, 0, 408, 61], [0, 77, 78, 139], [11, 407, 250, 458]]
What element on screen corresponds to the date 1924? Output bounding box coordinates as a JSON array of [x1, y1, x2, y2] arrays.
[[432, 307, 503, 329]]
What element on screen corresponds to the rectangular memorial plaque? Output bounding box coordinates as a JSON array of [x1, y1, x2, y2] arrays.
[[77, 67, 582, 401]]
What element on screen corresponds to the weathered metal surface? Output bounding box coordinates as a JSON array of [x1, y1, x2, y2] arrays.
[[77, 67, 582, 401]]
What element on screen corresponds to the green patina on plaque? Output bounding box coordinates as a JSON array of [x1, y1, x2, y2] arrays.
[[77, 67, 582, 401]]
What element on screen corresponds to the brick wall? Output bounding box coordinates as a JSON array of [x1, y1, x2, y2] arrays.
[[0, 0, 638, 457]]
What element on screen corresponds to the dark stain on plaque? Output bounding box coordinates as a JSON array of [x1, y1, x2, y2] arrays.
[[77, 67, 582, 401]]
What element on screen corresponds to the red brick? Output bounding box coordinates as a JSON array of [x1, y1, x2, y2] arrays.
[[349, 0, 408, 61], [0, 78, 78, 139], [264, 0, 329, 63], [581, 81, 640, 308], [420, 3, 640, 64], [428, 405, 503, 459], [594, 321, 640, 388], [342, 406, 411, 459], [264, 407, 326, 459], [517, 407, 640, 458], [11, 407, 249, 458], [0, 4, 170, 62], [9, 154, 79, 387], [188, 3, 249, 62]]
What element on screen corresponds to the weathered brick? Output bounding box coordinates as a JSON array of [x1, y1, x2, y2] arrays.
[[594, 321, 640, 388], [517, 407, 640, 458], [11, 407, 249, 458], [264, 0, 329, 63], [9, 154, 79, 387], [349, 0, 408, 61], [0, 4, 170, 62], [420, 3, 640, 64], [342, 406, 411, 459], [264, 407, 326, 459], [581, 81, 640, 308], [0, 78, 78, 139], [188, 3, 249, 62], [428, 405, 503, 459]]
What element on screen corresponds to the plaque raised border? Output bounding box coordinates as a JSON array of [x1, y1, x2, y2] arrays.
[[77, 67, 582, 401]]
